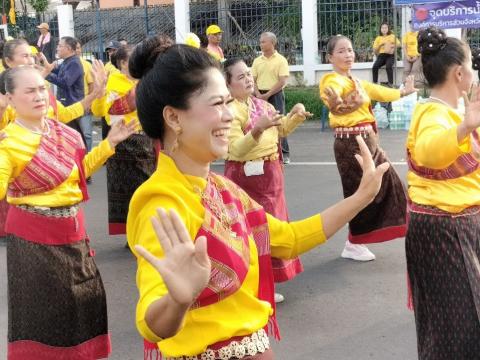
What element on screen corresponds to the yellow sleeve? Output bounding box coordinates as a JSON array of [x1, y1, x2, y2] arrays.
[[227, 115, 259, 159], [55, 101, 85, 124], [92, 95, 108, 118], [413, 110, 470, 169], [278, 113, 304, 137], [1, 106, 16, 130], [82, 139, 115, 177], [278, 57, 290, 77], [362, 81, 401, 103], [373, 36, 382, 51], [85, 63, 94, 85], [0, 144, 13, 200], [268, 213, 326, 259]]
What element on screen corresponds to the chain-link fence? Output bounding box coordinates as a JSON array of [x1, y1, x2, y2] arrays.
[[318, 0, 396, 64], [191, 0, 302, 66]]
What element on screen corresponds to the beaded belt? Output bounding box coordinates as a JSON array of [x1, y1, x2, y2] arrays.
[[334, 124, 373, 139], [167, 329, 270, 360], [16, 204, 80, 218], [228, 153, 279, 164]]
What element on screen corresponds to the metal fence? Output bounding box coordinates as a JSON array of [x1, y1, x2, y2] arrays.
[[190, 0, 303, 65], [317, 0, 396, 64]]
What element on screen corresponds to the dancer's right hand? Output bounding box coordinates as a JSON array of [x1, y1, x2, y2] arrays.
[[252, 110, 283, 140], [354, 136, 390, 203], [462, 84, 480, 132], [135, 208, 211, 306]]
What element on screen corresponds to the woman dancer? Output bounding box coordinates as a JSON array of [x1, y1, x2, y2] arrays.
[[127, 38, 389, 359], [406, 26, 480, 359], [320, 35, 416, 261], [0, 66, 136, 359], [0, 39, 102, 242], [92, 45, 157, 235], [223, 58, 311, 302]]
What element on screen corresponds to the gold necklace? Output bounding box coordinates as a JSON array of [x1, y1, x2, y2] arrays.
[[15, 118, 49, 135]]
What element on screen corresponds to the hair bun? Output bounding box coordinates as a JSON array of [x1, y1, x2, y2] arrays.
[[129, 34, 174, 79], [418, 26, 448, 56], [472, 48, 480, 71]]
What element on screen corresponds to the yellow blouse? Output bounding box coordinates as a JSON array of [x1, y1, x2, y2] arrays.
[[127, 153, 326, 357], [226, 97, 305, 162], [1, 101, 84, 130], [407, 101, 480, 213], [373, 34, 400, 54], [402, 31, 419, 58], [0, 122, 114, 206], [319, 72, 401, 128], [91, 72, 141, 131]]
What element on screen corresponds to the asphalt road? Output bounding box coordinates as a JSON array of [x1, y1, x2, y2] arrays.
[[0, 123, 418, 359]]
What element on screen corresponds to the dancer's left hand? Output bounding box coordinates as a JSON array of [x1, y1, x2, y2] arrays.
[[401, 75, 418, 96], [106, 119, 138, 147], [288, 103, 313, 119]]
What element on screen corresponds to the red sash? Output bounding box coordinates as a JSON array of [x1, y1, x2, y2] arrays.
[[407, 132, 480, 180], [108, 87, 137, 116], [7, 118, 89, 201], [144, 173, 279, 355], [244, 96, 277, 133]]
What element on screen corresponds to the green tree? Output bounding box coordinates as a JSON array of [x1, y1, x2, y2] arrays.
[[28, 0, 49, 13]]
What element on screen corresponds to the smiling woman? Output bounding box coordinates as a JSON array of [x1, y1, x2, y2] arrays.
[[126, 39, 393, 360]]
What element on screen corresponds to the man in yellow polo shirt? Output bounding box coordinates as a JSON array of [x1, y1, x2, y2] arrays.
[[402, 20, 422, 85], [252, 32, 291, 163]]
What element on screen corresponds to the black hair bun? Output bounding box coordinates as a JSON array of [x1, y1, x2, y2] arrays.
[[418, 26, 448, 56], [129, 34, 174, 79]]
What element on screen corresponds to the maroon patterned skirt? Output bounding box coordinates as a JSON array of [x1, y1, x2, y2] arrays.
[[0, 199, 9, 237], [224, 159, 303, 282], [333, 133, 407, 244], [5, 205, 111, 360], [406, 204, 480, 360], [106, 133, 156, 235]]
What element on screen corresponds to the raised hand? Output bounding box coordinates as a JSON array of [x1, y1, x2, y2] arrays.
[[37, 53, 55, 78], [135, 208, 211, 306], [354, 136, 390, 203], [462, 83, 480, 133], [106, 118, 138, 147], [402, 75, 418, 96], [253, 109, 283, 133], [288, 103, 313, 119], [91, 59, 107, 98]]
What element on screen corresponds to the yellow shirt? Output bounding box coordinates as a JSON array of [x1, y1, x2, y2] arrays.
[[402, 31, 419, 58], [226, 97, 305, 161], [319, 72, 401, 128], [80, 58, 94, 97], [407, 101, 480, 213], [104, 61, 119, 77], [127, 153, 326, 357], [373, 34, 400, 54], [251, 51, 289, 91], [0, 122, 115, 206], [91, 72, 141, 130]]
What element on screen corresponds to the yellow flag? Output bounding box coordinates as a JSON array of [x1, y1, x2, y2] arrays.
[[9, 0, 15, 25]]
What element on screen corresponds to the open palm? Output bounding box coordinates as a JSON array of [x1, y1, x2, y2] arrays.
[[135, 208, 211, 306]]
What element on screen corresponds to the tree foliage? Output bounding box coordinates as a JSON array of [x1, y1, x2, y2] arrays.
[[28, 0, 49, 13]]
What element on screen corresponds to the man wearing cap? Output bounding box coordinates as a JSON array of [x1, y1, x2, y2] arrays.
[[206, 24, 225, 62], [252, 31, 291, 164], [36, 22, 56, 62], [104, 40, 121, 77]]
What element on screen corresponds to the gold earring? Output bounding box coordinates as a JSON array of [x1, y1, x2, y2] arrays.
[[171, 126, 183, 153]]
